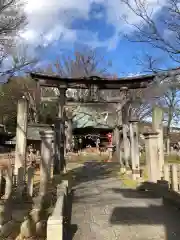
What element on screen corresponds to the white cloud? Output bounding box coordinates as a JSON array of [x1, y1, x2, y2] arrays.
[[126, 72, 142, 77], [1, 56, 14, 71], [21, 0, 92, 46], [19, 0, 167, 50]]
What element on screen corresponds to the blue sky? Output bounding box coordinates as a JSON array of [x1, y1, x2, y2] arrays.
[[12, 0, 178, 77], [36, 40, 162, 76]]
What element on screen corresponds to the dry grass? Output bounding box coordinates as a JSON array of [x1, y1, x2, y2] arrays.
[[116, 171, 138, 188], [165, 154, 180, 163], [67, 149, 110, 163], [140, 152, 180, 165]]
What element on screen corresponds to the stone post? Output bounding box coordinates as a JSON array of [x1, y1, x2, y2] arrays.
[[54, 87, 66, 174], [115, 108, 124, 169], [4, 167, 13, 199], [0, 167, 13, 227], [54, 119, 60, 175], [39, 130, 54, 196], [122, 124, 130, 168], [65, 116, 72, 153], [143, 132, 161, 182], [112, 127, 117, 145], [64, 123, 68, 156], [171, 164, 178, 191], [116, 126, 124, 167], [129, 120, 140, 180], [14, 98, 28, 175], [27, 167, 34, 197], [152, 106, 164, 178], [163, 164, 170, 182], [122, 104, 130, 168], [166, 138, 170, 155], [54, 118, 65, 175]]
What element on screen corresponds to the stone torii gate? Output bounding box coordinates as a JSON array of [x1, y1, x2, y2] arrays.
[[30, 72, 154, 175]]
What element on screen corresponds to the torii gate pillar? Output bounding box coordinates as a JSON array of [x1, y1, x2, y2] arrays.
[[54, 87, 66, 175]]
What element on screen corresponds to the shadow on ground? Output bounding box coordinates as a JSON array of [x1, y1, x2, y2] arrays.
[[69, 161, 121, 185], [109, 185, 180, 240], [65, 190, 78, 240], [69, 161, 180, 240]]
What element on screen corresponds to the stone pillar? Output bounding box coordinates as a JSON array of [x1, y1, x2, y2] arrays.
[[112, 127, 117, 145], [122, 124, 130, 168], [54, 87, 66, 174], [143, 132, 160, 182], [54, 119, 60, 175], [115, 108, 124, 168], [121, 104, 130, 168], [14, 98, 28, 175], [129, 120, 140, 180], [58, 88, 66, 119], [116, 126, 123, 167], [65, 117, 73, 153], [0, 167, 13, 227], [64, 123, 67, 156], [39, 130, 54, 196], [58, 88, 66, 173], [166, 138, 170, 155], [4, 167, 13, 199], [152, 106, 164, 178], [54, 118, 65, 175]]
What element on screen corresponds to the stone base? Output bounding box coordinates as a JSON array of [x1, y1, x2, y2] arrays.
[[29, 194, 50, 230], [137, 181, 169, 196], [47, 218, 63, 240], [33, 194, 51, 210], [0, 220, 17, 238], [132, 169, 140, 180], [20, 217, 36, 238], [132, 173, 140, 181], [120, 167, 126, 173], [157, 180, 169, 190], [132, 169, 140, 174], [0, 198, 12, 226], [126, 169, 132, 174], [30, 208, 47, 223], [36, 220, 47, 237]]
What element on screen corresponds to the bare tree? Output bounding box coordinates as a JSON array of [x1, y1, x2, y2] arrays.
[[119, 0, 180, 127], [39, 48, 117, 126], [131, 49, 180, 130], [157, 86, 180, 135], [0, 0, 26, 75], [53, 48, 110, 77], [121, 0, 180, 63], [38, 48, 156, 127], [125, 89, 152, 120]]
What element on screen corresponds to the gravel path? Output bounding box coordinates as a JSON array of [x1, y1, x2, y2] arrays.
[[71, 162, 180, 240]]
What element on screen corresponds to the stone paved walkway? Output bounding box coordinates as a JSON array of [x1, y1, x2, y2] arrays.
[[70, 161, 180, 240]]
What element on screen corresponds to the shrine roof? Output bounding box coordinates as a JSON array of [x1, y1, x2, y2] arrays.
[[11, 124, 54, 141], [30, 72, 155, 89]]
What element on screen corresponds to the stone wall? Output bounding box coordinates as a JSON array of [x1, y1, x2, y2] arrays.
[[47, 180, 69, 240]]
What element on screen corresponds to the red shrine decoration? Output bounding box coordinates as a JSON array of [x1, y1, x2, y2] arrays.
[[107, 133, 112, 145]]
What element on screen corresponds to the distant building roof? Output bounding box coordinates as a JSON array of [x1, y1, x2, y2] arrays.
[[72, 107, 115, 129], [12, 124, 54, 142]]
